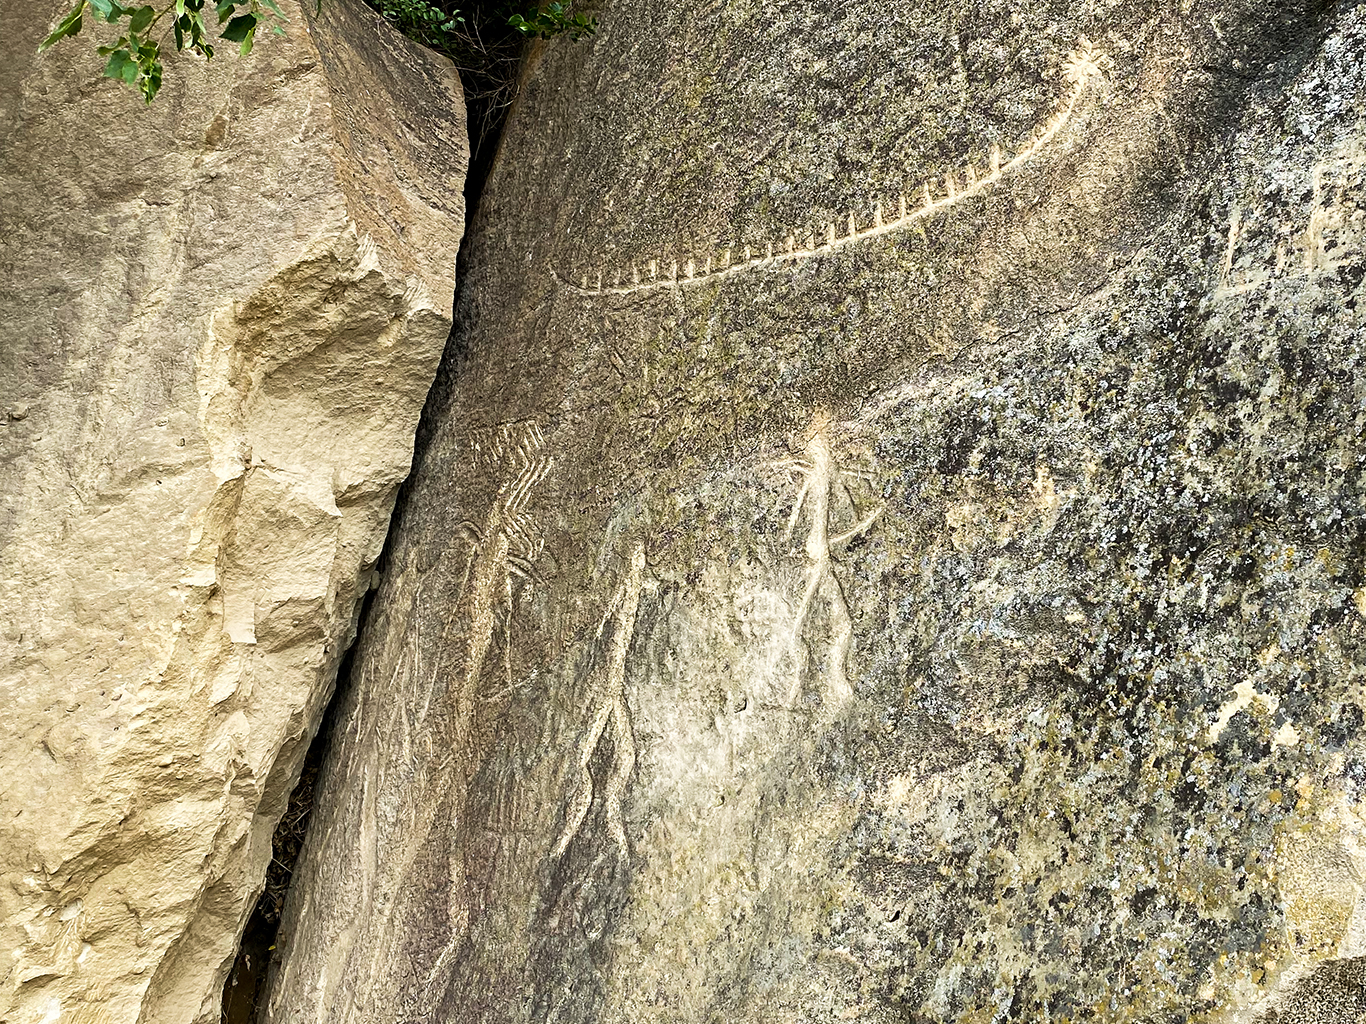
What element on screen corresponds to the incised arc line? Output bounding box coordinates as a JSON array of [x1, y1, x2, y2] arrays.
[[554, 41, 1108, 298]]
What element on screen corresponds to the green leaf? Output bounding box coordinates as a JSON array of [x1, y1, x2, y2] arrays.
[[186, 8, 208, 49], [139, 58, 162, 102], [219, 10, 254, 40], [102, 47, 133, 78], [87, 0, 114, 18], [214, 0, 234, 19], [38, 1, 85, 51], [128, 5, 156, 32], [103, 1, 128, 22], [258, 0, 284, 19], [175, 0, 185, 13], [173, 17, 183, 46]]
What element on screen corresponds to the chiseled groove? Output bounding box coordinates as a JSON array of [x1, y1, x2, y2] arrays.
[[553, 45, 1103, 298]]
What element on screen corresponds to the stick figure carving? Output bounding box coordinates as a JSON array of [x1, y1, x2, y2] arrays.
[[552, 543, 647, 858], [447, 421, 551, 748], [772, 413, 883, 709]]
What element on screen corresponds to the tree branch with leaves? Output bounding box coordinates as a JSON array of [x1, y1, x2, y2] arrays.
[[37, 0, 593, 106], [38, 0, 286, 103]]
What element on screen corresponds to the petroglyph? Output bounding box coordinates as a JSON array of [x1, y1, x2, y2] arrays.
[[1302, 147, 1365, 274], [556, 40, 1109, 298], [1216, 142, 1364, 298], [773, 413, 883, 709], [447, 421, 551, 743], [552, 543, 647, 858]]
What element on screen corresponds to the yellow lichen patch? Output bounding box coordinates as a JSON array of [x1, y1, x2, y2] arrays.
[[608, 776, 864, 1021], [1193, 785, 1366, 1023]]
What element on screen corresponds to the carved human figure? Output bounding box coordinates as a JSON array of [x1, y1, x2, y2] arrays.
[[447, 421, 551, 753], [552, 543, 647, 858], [773, 412, 883, 709]]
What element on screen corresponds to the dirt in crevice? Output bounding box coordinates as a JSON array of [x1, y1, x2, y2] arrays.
[[456, 16, 531, 221], [219, 906, 277, 1024], [220, 717, 327, 1024]]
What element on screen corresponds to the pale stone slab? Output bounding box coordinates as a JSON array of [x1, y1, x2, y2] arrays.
[[0, 0, 465, 1020]]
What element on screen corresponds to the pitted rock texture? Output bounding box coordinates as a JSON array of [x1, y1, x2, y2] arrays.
[[267, 1, 1364, 1022], [0, 0, 465, 1019]]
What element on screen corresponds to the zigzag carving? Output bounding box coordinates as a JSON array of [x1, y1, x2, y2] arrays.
[[554, 42, 1107, 298]]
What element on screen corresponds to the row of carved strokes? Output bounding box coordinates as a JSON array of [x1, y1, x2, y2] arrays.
[[558, 40, 1107, 297]]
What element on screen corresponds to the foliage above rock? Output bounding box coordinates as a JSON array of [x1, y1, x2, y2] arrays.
[[38, 0, 284, 102], [36, 0, 593, 103]]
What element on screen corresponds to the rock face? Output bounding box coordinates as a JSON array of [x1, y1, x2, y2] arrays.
[[0, 0, 465, 1019], [267, 1, 1364, 1021]]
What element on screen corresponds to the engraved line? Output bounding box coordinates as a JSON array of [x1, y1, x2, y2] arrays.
[[553, 49, 1103, 299], [778, 414, 883, 709], [551, 544, 647, 858]]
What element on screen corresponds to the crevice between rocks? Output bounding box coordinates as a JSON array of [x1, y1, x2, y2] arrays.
[[219, 690, 330, 1024], [218, 28, 523, 1024]]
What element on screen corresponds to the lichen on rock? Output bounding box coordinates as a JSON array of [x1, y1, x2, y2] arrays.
[[267, 0, 1364, 1021]]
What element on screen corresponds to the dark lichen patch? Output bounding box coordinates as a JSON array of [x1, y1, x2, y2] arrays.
[[264, 0, 1366, 1021], [781, 15, 1366, 1015], [834, 689, 1325, 1019]]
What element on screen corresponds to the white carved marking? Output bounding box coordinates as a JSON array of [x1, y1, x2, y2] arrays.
[[553, 41, 1108, 298], [552, 544, 647, 858], [450, 422, 551, 723], [771, 412, 883, 709], [1214, 140, 1365, 299]]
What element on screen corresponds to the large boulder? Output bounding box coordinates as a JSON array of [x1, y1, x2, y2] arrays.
[[0, 0, 465, 1019], [267, 1, 1364, 1021]]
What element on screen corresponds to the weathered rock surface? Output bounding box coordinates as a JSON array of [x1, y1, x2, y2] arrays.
[[0, 0, 465, 1019], [268, 1, 1364, 1021]]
